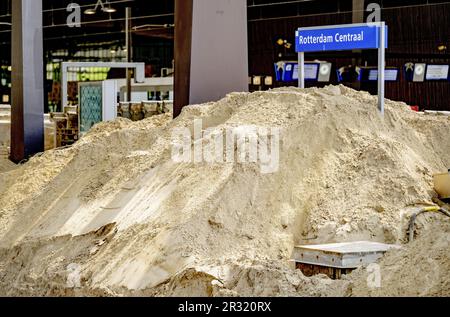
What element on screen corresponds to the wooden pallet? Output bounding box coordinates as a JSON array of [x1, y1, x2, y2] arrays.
[[295, 263, 354, 279]]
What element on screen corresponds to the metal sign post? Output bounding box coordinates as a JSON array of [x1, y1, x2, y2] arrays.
[[296, 22, 388, 115], [378, 22, 385, 115], [298, 52, 305, 89]]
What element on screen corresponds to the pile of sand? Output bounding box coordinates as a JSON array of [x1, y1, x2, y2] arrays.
[[348, 221, 450, 297], [0, 85, 449, 296], [0, 146, 14, 174]]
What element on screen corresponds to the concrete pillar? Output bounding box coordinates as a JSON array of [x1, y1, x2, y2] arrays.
[[174, 0, 248, 118], [10, 0, 44, 162]]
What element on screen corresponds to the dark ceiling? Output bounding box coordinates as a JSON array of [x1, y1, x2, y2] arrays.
[[0, 0, 353, 53], [0, 0, 176, 62], [1, 0, 449, 63]]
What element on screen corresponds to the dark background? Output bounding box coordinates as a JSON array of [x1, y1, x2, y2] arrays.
[[248, 0, 450, 110]]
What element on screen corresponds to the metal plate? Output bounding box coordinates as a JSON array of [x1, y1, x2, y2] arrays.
[[293, 241, 401, 269]]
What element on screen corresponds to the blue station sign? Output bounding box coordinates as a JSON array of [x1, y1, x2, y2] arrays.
[[296, 24, 388, 52]]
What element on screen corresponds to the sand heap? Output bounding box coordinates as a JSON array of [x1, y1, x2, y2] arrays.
[[0, 146, 14, 174], [349, 221, 450, 297], [0, 85, 449, 296]]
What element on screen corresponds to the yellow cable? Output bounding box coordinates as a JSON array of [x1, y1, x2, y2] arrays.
[[422, 206, 441, 212]]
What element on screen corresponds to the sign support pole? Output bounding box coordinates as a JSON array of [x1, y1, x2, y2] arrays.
[[378, 22, 385, 116], [298, 52, 305, 89]]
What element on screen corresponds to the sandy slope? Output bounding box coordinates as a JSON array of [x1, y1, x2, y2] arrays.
[[0, 86, 449, 296]]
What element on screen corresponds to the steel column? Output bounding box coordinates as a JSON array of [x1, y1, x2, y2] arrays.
[[174, 0, 193, 118], [174, 0, 249, 118], [10, 0, 44, 162], [125, 7, 132, 102]]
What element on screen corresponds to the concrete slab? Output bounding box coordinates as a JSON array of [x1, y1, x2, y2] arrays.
[[293, 241, 401, 269]]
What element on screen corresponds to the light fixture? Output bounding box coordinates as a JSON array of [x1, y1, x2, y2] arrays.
[[102, 6, 117, 13], [437, 44, 447, 52], [84, 8, 96, 15], [84, 0, 116, 15]]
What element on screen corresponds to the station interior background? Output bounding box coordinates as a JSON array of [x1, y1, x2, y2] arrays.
[[0, 0, 449, 111]]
